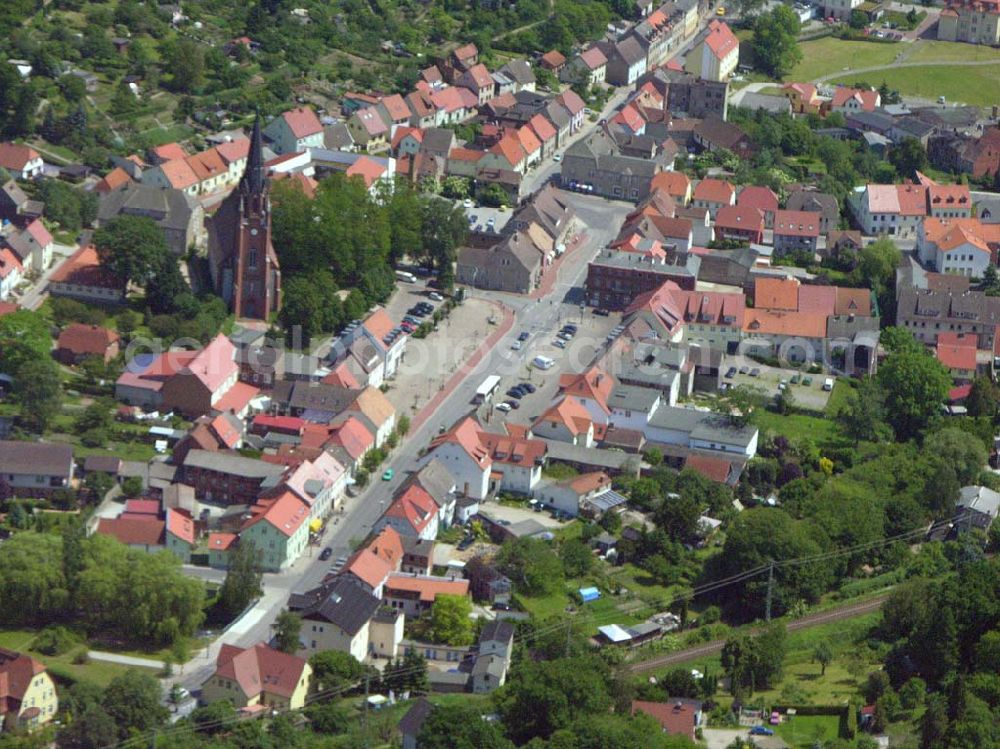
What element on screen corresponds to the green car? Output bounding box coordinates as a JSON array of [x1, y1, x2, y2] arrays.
[[382, 468, 394, 481], [802, 376, 813, 386], [790, 374, 801, 385]]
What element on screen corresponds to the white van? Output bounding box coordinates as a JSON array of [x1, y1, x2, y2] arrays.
[[395, 270, 417, 283], [823, 377, 834, 391], [533, 355, 555, 370]]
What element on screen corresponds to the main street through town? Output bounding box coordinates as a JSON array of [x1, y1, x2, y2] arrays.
[[172, 20, 715, 695]]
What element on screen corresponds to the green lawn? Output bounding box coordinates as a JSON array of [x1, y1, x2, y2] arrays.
[[829, 63, 1000, 106], [824, 379, 853, 418], [0, 629, 154, 688], [753, 410, 847, 451], [775, 714, 842, 748], [906, 39, 1000, 63], [789, 38, 899, 81], [139, 123, 194, 146]]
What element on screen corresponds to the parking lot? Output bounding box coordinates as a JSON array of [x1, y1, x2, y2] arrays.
[[481, 307, 624, 429], [720, 357, 834, 411], [379, 280, 505, 417]]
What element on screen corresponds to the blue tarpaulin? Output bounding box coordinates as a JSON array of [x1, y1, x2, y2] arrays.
[[579, 587, 600, 602]]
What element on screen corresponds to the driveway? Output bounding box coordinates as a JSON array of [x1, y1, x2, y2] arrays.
[[704, 728, 751, 749], [18, 242, 79, 310]]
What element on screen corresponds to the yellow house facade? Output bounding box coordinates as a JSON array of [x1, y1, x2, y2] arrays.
[[0, 649, 58, 732], [201, 643, 312, 711]]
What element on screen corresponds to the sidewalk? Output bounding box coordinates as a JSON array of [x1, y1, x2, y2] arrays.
[[530, 231, 589, 301], [89, 651, 165, 670]]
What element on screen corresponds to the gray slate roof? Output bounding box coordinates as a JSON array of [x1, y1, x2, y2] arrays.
[[296, 576, 381, 635], [183, 449, 286, 478], [0, 441, 73, 477], [98, 183, 198, 232]]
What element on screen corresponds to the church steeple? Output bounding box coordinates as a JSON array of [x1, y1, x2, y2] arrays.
[[241, 114, 266, 197]]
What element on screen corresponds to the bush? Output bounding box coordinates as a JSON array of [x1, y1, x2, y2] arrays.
[[34, 626, 80, 656], [72, 648, 91, 665]]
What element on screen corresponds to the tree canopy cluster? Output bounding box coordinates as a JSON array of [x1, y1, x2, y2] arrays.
[[272, 177, 466, 344], [0, 531, 204, 646], [0, 310, 62, 432]]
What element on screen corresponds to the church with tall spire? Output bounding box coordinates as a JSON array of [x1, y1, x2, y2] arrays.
[[207, 116, 281, 321]]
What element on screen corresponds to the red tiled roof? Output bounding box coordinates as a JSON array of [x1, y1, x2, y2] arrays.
[[95, 166, 132, 193], [0, 143, 40, 171], [558, 366, 614, 413], [631, 701, 696, 740], [568, 471, 611, 494], [556, 89, 586, 116], [384, 573, 469, 602], [453, 43, 478, 62], [152, 143, 188, 162], [165, 507, 196, 545], [215, 643, 308, 700], [243, 491, 310, 537], [743, 308, 827, 338], [157, 159, 199, 190], [831, 87, 879, 112], [462, 63, 493, 90], [0, 302, 18, 317], [703, 20, 738, 60], [215, 138, 251, 165], [737, 185, 778, 214], [346, 156, 386, 188], [490, 133, 525, 169], [209, 413, 242, 449], [684, 454, 733, 484], [392, 127, 423, 150], [754, 276, 800, 311], [380, 93, 412, 122], [431, 417, 491, 465], [936, 331, 977, 370], [325, 416, 374, 461], [384, 484, 439, 534], [527, 114, 557, 143], [124, 499, 161, 515], [0, 248, 22, 280], [478, 430, 547, 468], [0, 648, 47, 706], [49, 245, 124, 291], [835, 287, 871, 316], [183, 334, 238, 394], [56, 323, 119, 357], [580, 46, 608, 70], [540, 50, 567, 69], [282, 106, 323, 139], [773, 209, 821, 238], [321, 361, 361, 389], [354, 107, 388, 137], [448, 147, 484, 163], [517, 126, 542, 155], [692, 178, 734, 205], [208, 532, 237, 551], [715, 205, 763, 232], [650, 171, 690, 200], [23, 219, 52, 248], [96, 517, 165, 546]]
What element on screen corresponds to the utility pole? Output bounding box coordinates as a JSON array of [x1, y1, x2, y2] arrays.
[[765, 559, 775, 622]]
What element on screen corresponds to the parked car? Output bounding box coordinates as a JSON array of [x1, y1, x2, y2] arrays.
[[320, 547, 333, 561], [428, 291, 444, 301], [457, 535, 475, 550], [725, 367, 737, 378], [521, 382, 536, 393], [554, 339, 567, 349], [750, 727, 774, 736], [496, 402, 512, 412], [492, 601, 512, 611], [738, 365, 749, 375], [506, 389, 523, 399], [802, 376, 813, 386], [790, 374, 801, 384], [382, 468, 394, 481], [504, 399, 520, 410], [562, 324, 578, 333], [511, 340, 522, 350], [749, 368, 760, 377], [518, 331, 530, 342], [594, 308, 610, 316], [558, 331, 573, 341]]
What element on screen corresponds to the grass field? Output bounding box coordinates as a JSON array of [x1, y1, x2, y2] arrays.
[[775, 714, 842, 748], [829, 63, 1000, 106], [0, 629, 153, 688], [753, 409, 847, 451], [907, 39, 1000, 63], [788, 38, 899, 81]]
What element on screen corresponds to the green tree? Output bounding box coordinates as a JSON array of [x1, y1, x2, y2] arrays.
[[839, 379, 892, 444], [56, 704, 118, 749], [497, 537, 565, 596], [417, 704, 515, 749], [0, 533, 69, 625], [900, 677, 927, 709], [889, 137, 928, 179], [273, 611, 301, 654], [559, 538, 594, 577], [429, 593, 474, 646], [920, 694, 949, 749], [94, 215, 170, 288], [654, 493, 701, 543], [814, 641, 833, 675], [308, 650, 365, 692], [121, 476, 144, 498], [101, 670, 169, 738], [751, 6, 802, 79], [853, 237, 901, 294], [218, 540, 262, 617], [923, 427, 988, 485], [877, 342, 952, 439], [162, 39, 205, 93], [966, 376, 1000, 419], [14, 358, 63, 433]]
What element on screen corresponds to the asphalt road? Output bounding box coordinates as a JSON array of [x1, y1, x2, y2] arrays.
[[628, 594, 890, 674]]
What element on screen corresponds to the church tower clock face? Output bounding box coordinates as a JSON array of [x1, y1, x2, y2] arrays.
[[250, 228, 258, 236]]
